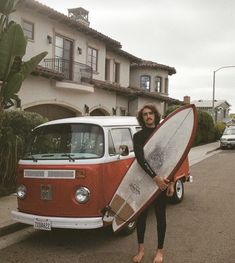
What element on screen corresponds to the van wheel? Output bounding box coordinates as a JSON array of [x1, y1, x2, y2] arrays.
[[121, 220, 136, 235], [170, 179, 184, 204]]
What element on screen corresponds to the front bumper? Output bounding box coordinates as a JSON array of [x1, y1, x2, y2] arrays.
[[220, 141, 235, 148], [11, 210, 103, 229]]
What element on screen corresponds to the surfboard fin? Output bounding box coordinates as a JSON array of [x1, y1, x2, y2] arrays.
[[101, 205, 111, 215], [101, 206, 115, 223]]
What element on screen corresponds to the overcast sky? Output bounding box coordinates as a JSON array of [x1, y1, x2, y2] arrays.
[[38, 0, 235, 113]]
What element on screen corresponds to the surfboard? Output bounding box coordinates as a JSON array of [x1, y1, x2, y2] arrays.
[[103, 104, 198, 233]]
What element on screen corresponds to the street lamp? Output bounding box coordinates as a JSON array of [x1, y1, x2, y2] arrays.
[[212, 65, 235, 121]]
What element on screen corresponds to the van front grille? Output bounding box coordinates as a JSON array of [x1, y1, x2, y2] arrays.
[[24, 170, 75, 179]]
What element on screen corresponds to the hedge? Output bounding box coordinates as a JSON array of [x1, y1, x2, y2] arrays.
[[0, 110, 47, 188], [165, 105, 219, 146]]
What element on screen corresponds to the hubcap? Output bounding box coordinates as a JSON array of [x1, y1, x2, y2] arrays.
[[176, 180, 183, 199], [127, 221, 135, 229]]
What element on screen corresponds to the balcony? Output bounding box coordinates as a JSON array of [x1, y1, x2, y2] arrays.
[[44, 58, 93, 84]]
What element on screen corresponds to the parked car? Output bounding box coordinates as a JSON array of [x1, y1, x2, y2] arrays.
[[220, 126, 235, 149]]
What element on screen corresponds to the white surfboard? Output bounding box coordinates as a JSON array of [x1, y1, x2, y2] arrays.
[[103, 104, 198, 232]]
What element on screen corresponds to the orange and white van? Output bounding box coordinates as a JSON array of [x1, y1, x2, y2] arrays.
[[12, 116, 190, 232]]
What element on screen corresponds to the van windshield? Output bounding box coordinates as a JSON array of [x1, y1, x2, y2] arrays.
[[24, 123, 104, 160]]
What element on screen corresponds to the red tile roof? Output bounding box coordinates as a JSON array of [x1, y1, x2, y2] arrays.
[[92, 79, 181, 103], [131, 60, 176, 75]]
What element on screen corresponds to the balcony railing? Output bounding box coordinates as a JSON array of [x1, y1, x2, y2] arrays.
[[44, 58, 93, 84]]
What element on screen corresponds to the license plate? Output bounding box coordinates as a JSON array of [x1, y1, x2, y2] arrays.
[[34, 218, 52, 231]]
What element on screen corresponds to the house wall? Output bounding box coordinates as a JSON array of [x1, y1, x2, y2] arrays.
[[10, 8, 130, 86], [106, 51, 130, 87], [19, 75, 125, 117], [128, 97, 164, 118], [130, 68, 169, 94]]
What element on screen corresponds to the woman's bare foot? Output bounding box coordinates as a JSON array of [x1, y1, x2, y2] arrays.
[[132, 244, 145, 263], [153, 249, 164, 263]]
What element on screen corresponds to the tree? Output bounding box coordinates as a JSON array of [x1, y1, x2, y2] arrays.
[[0, 0, 48, 111], [0, 0, 48, 190]]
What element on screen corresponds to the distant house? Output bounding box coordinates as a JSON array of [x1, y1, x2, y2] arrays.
[[191, 99, 231, 122], [224, 118, 235, 126]]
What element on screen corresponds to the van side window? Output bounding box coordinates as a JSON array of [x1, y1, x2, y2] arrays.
[[108, 128, 133, 155], [108, 132, 116, 155]]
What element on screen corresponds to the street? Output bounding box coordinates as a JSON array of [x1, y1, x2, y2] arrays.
[[0, 150, 235, 263]]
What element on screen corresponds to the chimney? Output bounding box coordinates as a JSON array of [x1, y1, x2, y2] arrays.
[[68, 7, 90, 27], [183, 96, 190, 104]]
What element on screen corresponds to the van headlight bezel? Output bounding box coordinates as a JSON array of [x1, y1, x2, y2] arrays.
[[75, 187, 90, 204], [16, 184, 27, 199]]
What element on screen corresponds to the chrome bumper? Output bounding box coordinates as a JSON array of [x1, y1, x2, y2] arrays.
[[11, 210, 103, 229]]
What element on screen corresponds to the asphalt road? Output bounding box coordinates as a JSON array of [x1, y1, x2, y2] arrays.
[[0, 150, 234, 263]]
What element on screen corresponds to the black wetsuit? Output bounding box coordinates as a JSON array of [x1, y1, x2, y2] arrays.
[[133, 127, 167, 249]]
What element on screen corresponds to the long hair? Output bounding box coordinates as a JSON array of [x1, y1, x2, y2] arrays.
[[137, 104, 161, 127]]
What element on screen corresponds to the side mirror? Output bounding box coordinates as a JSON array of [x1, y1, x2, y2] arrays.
[[119, 145, 129, 156]]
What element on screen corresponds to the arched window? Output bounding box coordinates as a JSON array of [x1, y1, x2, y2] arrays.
[[155, 76, 162, 93], [140, 75, 151, 91]]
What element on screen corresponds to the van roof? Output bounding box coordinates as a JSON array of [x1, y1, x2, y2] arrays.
[[37, 116, 139, 128]]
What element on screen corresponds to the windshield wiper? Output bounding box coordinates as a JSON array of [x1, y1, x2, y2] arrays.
[[61, 153, 76, 162], [28, 154, 38, 162]]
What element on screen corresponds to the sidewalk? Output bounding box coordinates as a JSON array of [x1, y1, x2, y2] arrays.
[[0, 141, 221, 237], [188, 141, 221, 166], [0, 194, 27, 237]]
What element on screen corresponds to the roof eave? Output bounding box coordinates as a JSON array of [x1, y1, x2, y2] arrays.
[[19, 0, 121, 48]]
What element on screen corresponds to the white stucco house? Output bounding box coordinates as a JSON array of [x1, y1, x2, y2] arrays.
[[9, 0, 181, 120]]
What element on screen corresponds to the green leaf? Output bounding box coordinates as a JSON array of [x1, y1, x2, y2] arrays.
[[0, 0, 19, 16], [20, 52, 48, 80], [0, 23, 27, 80], [6, 56, 22, 81], [3, 72, 24, 100]]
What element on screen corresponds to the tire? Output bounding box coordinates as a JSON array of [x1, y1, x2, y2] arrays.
[[120, 220, 136, 235], [170, 179, 184, 204], [220, 144, 226, 150]]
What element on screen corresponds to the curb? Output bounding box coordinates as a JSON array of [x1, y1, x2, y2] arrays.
[[0, 222, 29, 238], [206, 147, 221, 154]]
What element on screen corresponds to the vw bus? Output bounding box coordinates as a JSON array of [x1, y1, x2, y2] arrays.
[[12, 116, 190, 233]]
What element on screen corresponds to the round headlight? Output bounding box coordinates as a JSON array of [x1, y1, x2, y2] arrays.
[[75, 187, 90, 204], [17, 184, 27, 199]]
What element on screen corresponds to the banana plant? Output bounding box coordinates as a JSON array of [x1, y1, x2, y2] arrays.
[[0, 0, 48, 111]]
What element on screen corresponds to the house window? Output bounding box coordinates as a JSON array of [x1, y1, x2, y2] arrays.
[[105, 59, 111, 81], [55, 35, 73, 80], [120, 108, 126, 116], [155, 76, 162, 93], [165, 78, 169, 94], [22, 20, 34, 40], [140, 75, 151, 91], [114, 62, 120, 83], [87, 47, 98, 72], [223, 109, 226, 118]]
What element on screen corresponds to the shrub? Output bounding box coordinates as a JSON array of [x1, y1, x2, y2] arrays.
[[0, 110, 47, 189], [164, 106, 217, 146], [164, 105, 181, 118], [194, 110, 216, 146], [214, 122, 226, 140]]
